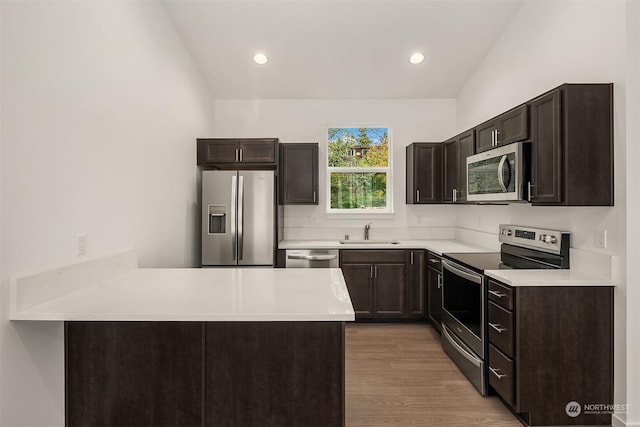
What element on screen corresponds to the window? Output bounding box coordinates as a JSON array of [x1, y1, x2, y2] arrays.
[[327, 127, 391, 213]]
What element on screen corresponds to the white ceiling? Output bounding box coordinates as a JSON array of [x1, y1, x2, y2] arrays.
[[164, 0, 524, 99]]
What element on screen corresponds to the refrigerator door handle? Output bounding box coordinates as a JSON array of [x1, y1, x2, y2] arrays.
[[231, 175, 237, 261], [238, 175, 244, 260]]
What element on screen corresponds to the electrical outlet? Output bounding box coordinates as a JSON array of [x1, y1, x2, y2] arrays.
[[595, 229, 607, 249], [77, 234, 87, 256]]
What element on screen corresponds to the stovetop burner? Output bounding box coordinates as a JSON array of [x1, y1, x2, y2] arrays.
[[443, 224, 571, 272]]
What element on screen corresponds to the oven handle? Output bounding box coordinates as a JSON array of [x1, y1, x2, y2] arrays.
[[442, 325, 482, 367], [442, 259, 483, 285]]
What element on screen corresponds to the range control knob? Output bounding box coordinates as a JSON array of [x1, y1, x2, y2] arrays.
[[540, 234, 558, 244], [501, 229, 513, 237]]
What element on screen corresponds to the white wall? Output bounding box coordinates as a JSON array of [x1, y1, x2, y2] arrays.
[[625, 2, 640, 425], [212, 99, 458, 240], [0, 1, 215, 425], [454, 0, 629, 423]]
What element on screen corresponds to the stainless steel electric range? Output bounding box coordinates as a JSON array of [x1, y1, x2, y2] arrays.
[[440, 224, 570, 395]]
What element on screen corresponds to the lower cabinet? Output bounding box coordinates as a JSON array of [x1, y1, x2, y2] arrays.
[[66, 321, 346, 427], [426, 252, 443, 331], [487, 280, 613, 426], [341, 249, 425, 321]]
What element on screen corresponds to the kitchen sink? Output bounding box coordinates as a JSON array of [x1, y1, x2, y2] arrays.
[[338, 240, 401, 245]]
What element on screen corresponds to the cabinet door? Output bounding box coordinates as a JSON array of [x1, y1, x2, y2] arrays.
[[239, 139, 276, 163], [374, 264, 406, 317], [198, 139, 239, 164], [407, 251, 426, 318], [457, 131, 474, 202], [66, 322, 203, 427], [410, 143, 442, 203], [530, 89, 562, 204], [341, 264, 374, 317], [442, 138, 458, 202], [497, 105, 529, 146], [279, 143, 318, 204], [427, 266, 442, 331], [475, 120, 497, 153]]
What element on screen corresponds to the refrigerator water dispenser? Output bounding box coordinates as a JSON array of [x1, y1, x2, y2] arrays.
[[208, 205, 226, 234]]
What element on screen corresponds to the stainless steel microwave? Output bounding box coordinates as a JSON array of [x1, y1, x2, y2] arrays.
[[466, 142, 529, 202]]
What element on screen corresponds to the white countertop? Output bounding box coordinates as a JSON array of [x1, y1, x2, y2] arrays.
[[484, 269, 613, 287], [11, 261, 355, 322], [279, 239, 492, 255]]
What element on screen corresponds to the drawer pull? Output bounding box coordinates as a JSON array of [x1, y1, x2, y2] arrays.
[[489, 367, 507, 379], [489, 322, 507, 333], [428, 258, 439, 264], [488, 290, 507, 298]]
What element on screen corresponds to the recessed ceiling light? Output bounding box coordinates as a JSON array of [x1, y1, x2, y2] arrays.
[[409, 53, 424, 65], [253, 53, 268, 65]]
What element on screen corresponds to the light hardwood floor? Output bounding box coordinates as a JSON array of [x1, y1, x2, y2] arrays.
[[345, 323, 522, 426]]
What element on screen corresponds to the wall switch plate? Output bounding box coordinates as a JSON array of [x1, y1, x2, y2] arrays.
[[77, 234, 87, 256], [595, 229, 607, 248]]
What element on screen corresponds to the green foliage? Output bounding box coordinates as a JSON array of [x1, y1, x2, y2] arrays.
[[330, 172, 387, 209]]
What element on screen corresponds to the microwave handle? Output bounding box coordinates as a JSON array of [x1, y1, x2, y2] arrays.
[[497, 155, 510, 192]]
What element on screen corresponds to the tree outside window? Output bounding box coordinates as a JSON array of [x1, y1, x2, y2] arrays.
[[327, 127, 391, 212]]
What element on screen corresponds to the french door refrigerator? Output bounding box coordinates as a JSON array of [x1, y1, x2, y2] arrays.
[[201, 170, 275, 266]]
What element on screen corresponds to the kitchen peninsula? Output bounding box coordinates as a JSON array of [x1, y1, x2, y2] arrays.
[[10, 250, 354, 427]]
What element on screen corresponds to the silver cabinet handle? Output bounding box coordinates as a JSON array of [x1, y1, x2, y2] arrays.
[[375, 265, 378, 278], [452, 188, 457, 203], [495, 129, 500, 145], [410, 251, 414, 265], [235, 148, 239, 162], [370, 265, 374, 279], [287, 254, 337, 261], [491, 130, 495, 147], [416, 189, 420, 201], [489, 367, 507, 379], [313, 191, 316, 203], [489, 322, 507, 333], [527, 181, 533, 202], [437, 274, 442, 289], [488, 290, 507, 298]]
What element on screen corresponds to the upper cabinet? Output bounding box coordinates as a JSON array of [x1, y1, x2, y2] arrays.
[[475, 105, 529, 153], [529, 84, 613, 206], [443, 129, 475, 203], [406, 143, 442, 204], [279, 143, 319, 205], [197, 138, 278, 167]]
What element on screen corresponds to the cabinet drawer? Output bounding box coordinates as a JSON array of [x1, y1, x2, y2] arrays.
[[489, 344, 514, 407], [426, 253, 442, 271], [488, 302, 513, 357], [340, 250, 405, 264], [488, 280, 513, 310]]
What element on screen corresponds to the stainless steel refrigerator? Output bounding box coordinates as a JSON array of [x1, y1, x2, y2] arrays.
[[201, 170, 275, 266]]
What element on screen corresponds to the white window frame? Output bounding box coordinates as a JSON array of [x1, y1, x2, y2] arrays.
[[326, 126, 394, 217]]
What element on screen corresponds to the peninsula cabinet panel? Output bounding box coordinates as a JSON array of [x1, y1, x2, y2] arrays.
[[407, 250, 426, 318], [406, 143, 442, 203], [529, 84, 613, 206], [279, 143, 318, 204], [65, 322, 203, 427], [205, 322, 345, 427]]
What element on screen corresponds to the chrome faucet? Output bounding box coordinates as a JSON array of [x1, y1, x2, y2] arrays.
[[364, 223, 372, 240]]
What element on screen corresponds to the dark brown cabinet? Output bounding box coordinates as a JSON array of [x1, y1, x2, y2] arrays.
[[407, 250, 426, 318], [529, 84, 613, 206], [340, 250, 407, 320], [487, 280, 613, 426], [406, 143, 442, 203], [443, 130, 474, 203], [475, 105, 529, 153], [426, 252, 442, 332], [279, 143, 318, 204], [197, 138, 278, 166]]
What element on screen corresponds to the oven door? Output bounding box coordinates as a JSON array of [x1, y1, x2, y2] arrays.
[[441, 259, 485, 359]]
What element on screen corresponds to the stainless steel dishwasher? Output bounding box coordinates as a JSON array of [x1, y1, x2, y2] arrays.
[[285, 249, 339, 268]]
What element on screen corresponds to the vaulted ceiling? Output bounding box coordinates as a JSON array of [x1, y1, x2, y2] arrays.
[[164, 0, 523, 99]]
